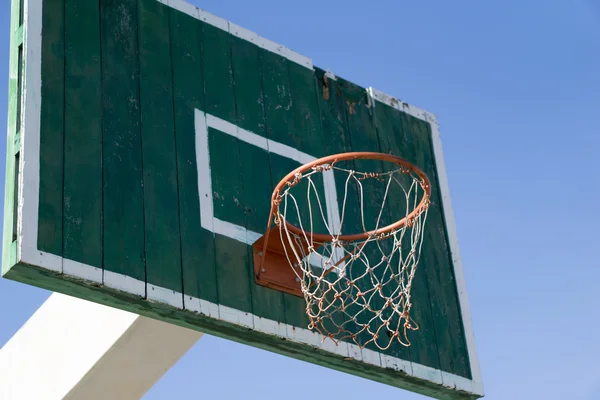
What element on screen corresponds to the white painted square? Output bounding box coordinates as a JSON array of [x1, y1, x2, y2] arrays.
[[194, 109, 342, 250]]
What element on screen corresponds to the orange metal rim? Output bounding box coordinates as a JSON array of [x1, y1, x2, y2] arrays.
[[270, 151, 432, 243]]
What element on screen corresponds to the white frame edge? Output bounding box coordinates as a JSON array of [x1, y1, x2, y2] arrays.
[[367, 86, 484, 396], [429, 118, 484, 396], [157, 0, 313, 69]]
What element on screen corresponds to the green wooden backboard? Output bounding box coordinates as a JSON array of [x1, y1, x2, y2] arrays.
[[2, 0, 483, 398]]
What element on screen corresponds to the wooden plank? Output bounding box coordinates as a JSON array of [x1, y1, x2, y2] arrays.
[[335, 76, 390, 357], [168, 8, 218, 305], [137, 0, 182, 304], [100, 0, 145, 290], [289, 65, 328, 236], [202, 22, 236, 123], [229, 32, 286, 325], [36, 0, 64, 258], [208, 128, 252, 313], [63, 0, 102, 273], [393, 110, 443, 373], [202, 23, 252, 314], [372, 99, 441, 372], [311, 69, 357, 344], [415, 116, 471, 378], [260, 49, 308, 329], [370, 98, 414, 364]]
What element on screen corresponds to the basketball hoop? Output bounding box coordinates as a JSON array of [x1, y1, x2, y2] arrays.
[[252, 152, 431, 350]]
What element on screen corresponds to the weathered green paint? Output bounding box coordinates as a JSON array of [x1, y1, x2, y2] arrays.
[[371, 98, 418, 361], [209, 129, 252, 312], [36, 0, 64, 257], [260, 50, 309, 329], [230, 33, 286, 322], [63, 0, 102, 267], [3, 0, 479, 397], [202, 24, 252, 313], [373, 99, 441, 369], [396, 110, 442, 371], [138, 0, 182, 294], [203, 23, 236, 122], [289, 64, 328, 236], [100, 0, 146, 282], [168, 8, 215, 302], [311, 69, 356, 340], [418, 117, 471, 378], [334, 75, 394, 353]]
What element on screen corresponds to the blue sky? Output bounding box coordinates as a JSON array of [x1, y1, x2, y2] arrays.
[[1, 0, 599, 399]]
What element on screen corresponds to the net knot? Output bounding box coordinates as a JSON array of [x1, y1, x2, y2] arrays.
[[358, 172, 380, 181], [312, 163, 333, 172], [287, 172, 303, 187]]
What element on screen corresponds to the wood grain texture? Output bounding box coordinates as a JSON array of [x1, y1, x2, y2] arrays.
[[203, 25, 252, 313], [36, 0, 64, 257], [63, 0, 102, 267], [418, 117, 471, 378], [260, 49, 308, 329], [168, 8, 217, 303], [100, 0, 145, 282], [137, 0, 182, 295], [230, 33, 286, 323], [373, 98, 441, 370], [202, 22, 236, 123], [312, 68, 355, 342], [335, 75, 389, 354]]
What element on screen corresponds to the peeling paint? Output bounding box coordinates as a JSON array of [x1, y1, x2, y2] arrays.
[[347, 101, 355, 116], [322, 75, 330, 101]]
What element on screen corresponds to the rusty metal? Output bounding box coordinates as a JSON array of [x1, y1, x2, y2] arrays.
[[252, 225, 316, 297]]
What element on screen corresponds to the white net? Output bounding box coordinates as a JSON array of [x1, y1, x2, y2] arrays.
[[273, 160, 431, 350]]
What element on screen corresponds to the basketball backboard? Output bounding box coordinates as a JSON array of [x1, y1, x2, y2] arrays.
[[2, 0, 483, 398]]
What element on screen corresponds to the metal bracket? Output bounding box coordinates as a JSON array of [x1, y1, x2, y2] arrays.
[[252, 226, 317, 298]]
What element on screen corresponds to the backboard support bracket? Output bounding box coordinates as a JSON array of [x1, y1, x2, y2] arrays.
[[252, 226, 309, 298]]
